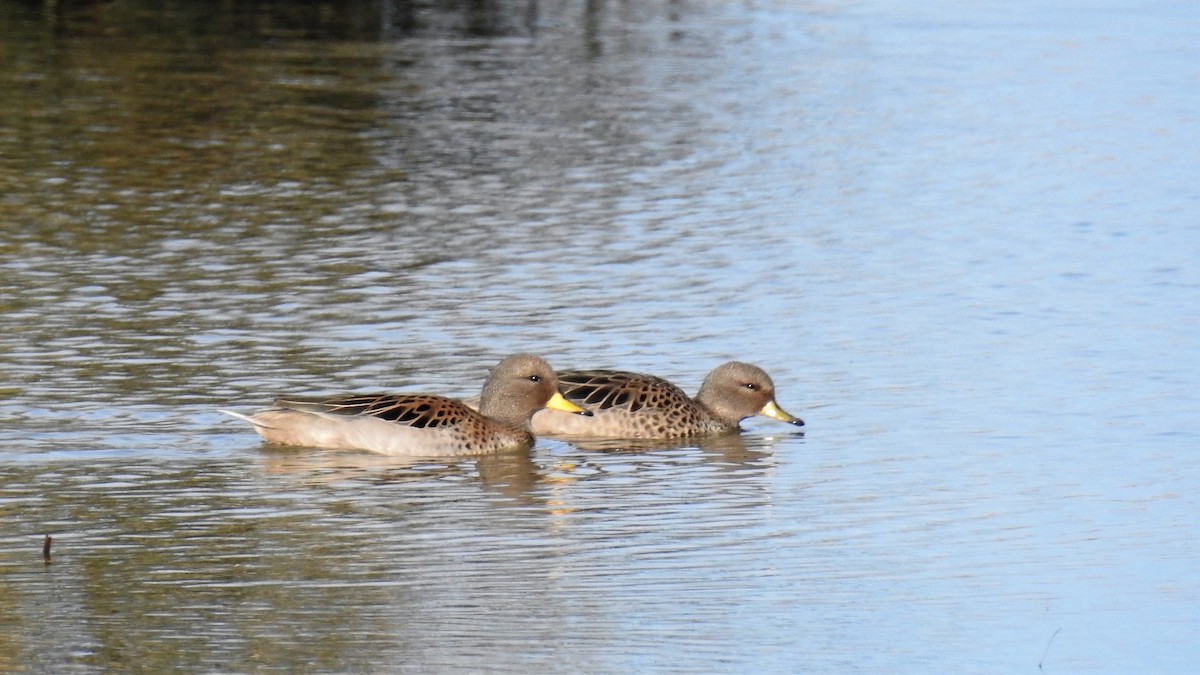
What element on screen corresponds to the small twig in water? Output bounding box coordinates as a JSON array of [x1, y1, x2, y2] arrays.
[[1038, 627, 1061, 671], [42, 534, 52, 564]]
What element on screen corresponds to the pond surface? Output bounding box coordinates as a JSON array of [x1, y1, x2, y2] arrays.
[[2, 0, 1198, 671]]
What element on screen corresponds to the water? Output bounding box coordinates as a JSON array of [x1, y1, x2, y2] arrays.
[[2, 0, 1198, 671]]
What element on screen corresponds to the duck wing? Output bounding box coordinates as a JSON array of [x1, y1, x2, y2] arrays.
[[555, 370, 694, 413], [273, 393, 469, 429]]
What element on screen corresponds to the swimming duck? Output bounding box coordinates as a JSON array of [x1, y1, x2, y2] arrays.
[[528, 361, 803, 439], [223, 354, 586, 456]]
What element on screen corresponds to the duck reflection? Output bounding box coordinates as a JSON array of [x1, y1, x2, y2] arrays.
[[560, 432, 794, 468], [252, 428, 793, 501], [255, 444, 543, 499]]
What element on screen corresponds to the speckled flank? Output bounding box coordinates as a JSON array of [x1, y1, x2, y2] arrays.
[[531, 362, 803, 440]]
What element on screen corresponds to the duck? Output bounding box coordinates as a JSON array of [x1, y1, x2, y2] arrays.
[[222, 354, 587, 456], [528, 361, 804, 439]]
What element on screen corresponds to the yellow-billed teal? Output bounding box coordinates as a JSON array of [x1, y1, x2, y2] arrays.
[[223, 354, 586, 456], [529, 361, 803, 439]]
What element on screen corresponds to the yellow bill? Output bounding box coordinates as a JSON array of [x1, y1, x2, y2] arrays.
[[758, 399, 804, 427], [545, 392, 590, 416]]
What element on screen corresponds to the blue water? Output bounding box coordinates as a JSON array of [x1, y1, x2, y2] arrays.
[[0, 0, 1197, 671]]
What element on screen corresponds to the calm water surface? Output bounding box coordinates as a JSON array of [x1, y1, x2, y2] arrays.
[[1, 0, 1198, 672]]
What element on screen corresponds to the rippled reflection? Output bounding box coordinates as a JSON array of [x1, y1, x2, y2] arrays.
[[0, 436, 789, 671], [2, 0, 1198, 671]]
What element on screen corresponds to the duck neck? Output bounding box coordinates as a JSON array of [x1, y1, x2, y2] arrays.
[[693, 387, 744, 427], [479, 394, 535, 431]]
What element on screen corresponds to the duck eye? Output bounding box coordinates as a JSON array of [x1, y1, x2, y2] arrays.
[[744, 382, 757, 390], [528, 374, 542, 383]]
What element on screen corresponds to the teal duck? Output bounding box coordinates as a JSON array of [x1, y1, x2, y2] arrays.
[[223, 354, 586, 456], [530, 361, 803, 439]]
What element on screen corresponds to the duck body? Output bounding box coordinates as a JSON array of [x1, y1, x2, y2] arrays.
[[224, 355, 584, 456], [531, 362, 804, 440], [230, 393, 535, 456]]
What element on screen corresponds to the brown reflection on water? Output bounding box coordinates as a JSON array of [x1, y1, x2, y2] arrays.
[[0, 425, 785, 670], [1, 4, 395, 236], [258, 443, 546, 498], [0, 0, 697, 415], [0, 462, 379, 670]]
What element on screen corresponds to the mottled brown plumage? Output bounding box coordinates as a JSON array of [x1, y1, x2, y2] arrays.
[[223, 354, 585, 456], [530, 361, 804, 439]]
